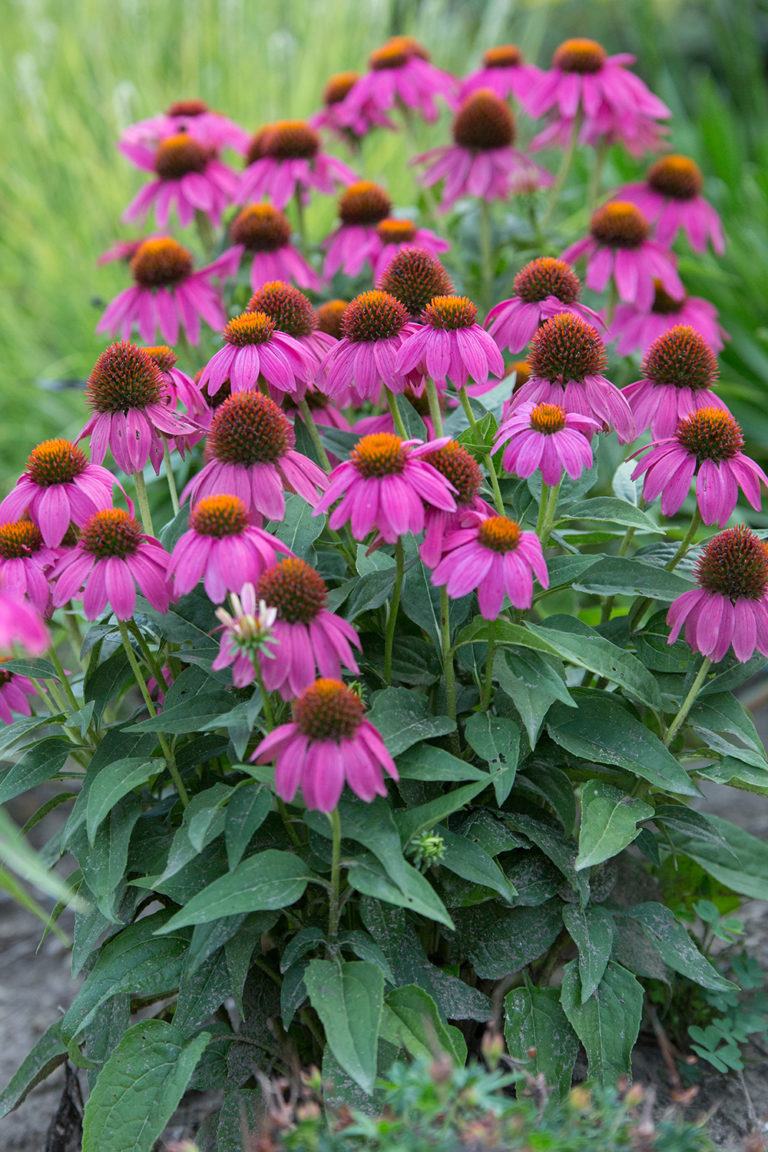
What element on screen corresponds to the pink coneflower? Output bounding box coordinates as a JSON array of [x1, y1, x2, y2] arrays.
[[309, 71, 394, 142], [524, 39, 670, 155], [78, 342, 197, 475], [199, 311, 315, 400], [222, 203, 319, 293], [419, 440, 492, 567], [251, 677, 398, 812], [0, 661, 37, 724], [246, 282, 336, 379], [182, 391, 326, 523], [622, 325, 727, 438], [616, 155, 724, 255], [50, 508, 169, 620], [608, 280, 726, 356], [486, 258, 604, 355], [667, 526, 768, 663], [509, 313, 635, 443], [0, 439, 118, 548], [97, 237, 234, 346], [323, 181, 392, 278], [143, 345, 208, 421], [377, 248, 455, 320], [0, 522, 56, 615], [0, 576, 49, 654], [371, 219, 450, 281], [396, 296, 505, 394], [460, 45, 542, 102], [631, 407, 767, 527], [320, 291, 415, 404], [431, 511, 548, 618], [316, 299, 349, 339], [494, 401, 598, 485], [169, 494, 290, 603], [255, 558, 360, 699], [212, 585, 277, 688], [413, 90, 552, 211], [120, 99, 249, 153], [238, 120, 356, 210], [337, 36, 456, 128], [313, 433, 456, 544], [561, 202, 683, 311], [121, 133, 239, 228]]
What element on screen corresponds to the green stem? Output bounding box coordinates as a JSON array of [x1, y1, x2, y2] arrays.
[[133, 470, 154, 536], [458, 387, 505, 515], [425, 377, 444, 438], [278, 797, 302, 849], [663, 657, 711, 747], [667, 507, 702, 570], [297, 399, 332, 472], [540, 114, 582, 230], [255, 662, 275, 729], [479, 198, 494, 311], [604, 279, 618, 326], [386, 388, 408, 440], [293, 188, 308, 256], [587, 138, 608, 214], [480, 619, 496, 711], [328, 807, 343, 939], [440, 588, 456, 722], [47, 647, 80, 713], [117, 620, 188, 806], [194, 209, 215, 259], [162, 437, 180, 516], [127, 619, 168, 692], [384, 539, 405, 684], [535, 478, 560, 545]]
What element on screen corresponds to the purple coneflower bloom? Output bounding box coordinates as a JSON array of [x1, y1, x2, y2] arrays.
[[120, 99, 249, 154], [0, 577, 49, 654], [397, 295, 504, 394], [221, 203, 319, 293], [371, 219, 450, 281], [0, 662, 37, 724], [615, 155, 724, 255], [486, 258, 603, 355], [337, 36, 456, 128], [313, 433, 456, 544], [0, 522, 56, 615], [494, 401, 598, 485], [238, 120, 356, 210], [212, 585, 277, 688], [246, 282, 336, 385], [622, 325, 727, 439], [315, 299, 349, 339], [320, 291, 416, 404], [251, 677, 399, 812], [418, 441, 493, 568], [413, 89, 551, 212], [608, 281, 726, 356], [323, 181, 392, 278], [377, 248, 455, 321], [199, 310, 314, 400], [121, 133, 239, 228], [630, 408, 767, 527], [97, 237, 234, 346], [309, 71, 395, 142], [50, 509, 170, 620], [509, 313, 635, 443], [0, 439, 118, 548], [561, 201, 683, 311], [169, 494, 290, 603], [431, 511, 548, 619], [667, 526, 768, 663], [460, 45, 542, 102]]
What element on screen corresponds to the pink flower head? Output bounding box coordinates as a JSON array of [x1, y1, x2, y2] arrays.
[[320, 291, 415, 404], [561, 201, 683, 311], [460, 45, 543, 103], [667, 526, 768, 663], [371, 218, 450, 281], [251, 677, 398, 812], [182, 390, 326, 523], [323, 181, 392, 278], [313, 433, 457, 544], [622, 324, 727, 439], [509, 313, 635, 443], [494, 401, 598, 486], [616, 155, 724, 255], [309, 71, 395, 141], [0, 661, 37, 724], [97, 237, 234, 346], [120, 99, 249, 154], [413, 89, 552, 212], [431, 510, 549, 619], [121, 133, 239, 228], [0, 521, 57, 615], [337, 36, 457, 128], [255, 557, 361, 700], [608, 280, 727, 356], [143, 345, 208, 420], [78, 342, 197, 475], [50, 508, 170, 620], [0, 575, 49, 654], [525, 39, 670, 154], [486, 257, 604, 355], [199, 310, 315, 401], [376, 248, 455, 321], [212, 585, 277, 688], [238, 120, 356, 210], [631, 407, 767, 528], [246, 282, 336, 385], [418, 440, 493, 568], [222, 203, 319, 293], [397, 295, 505, 394], [169, 494, 291, 603], [0, 439, 118, 548]]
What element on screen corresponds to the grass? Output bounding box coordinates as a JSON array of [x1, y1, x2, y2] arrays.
[[1, 0, 767, 488]]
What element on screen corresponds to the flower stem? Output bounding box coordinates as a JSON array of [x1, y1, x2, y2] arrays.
[[327, 807, 343, 939], [425, 377, 444, 437], [162, 437, 180, 516], [458, 386, 505, 515], [587, 137, 608, 214], [297, 398, 332, 472], [384, 539, 405, 684], [440, 587, 456, 722], [194, 209, 215, 258], [293, 188, 308, 256], [540, 114, 582, 230], [117, 619, 188, 806], [663, 657, 711, 747], [255, 661, 274, 729], [535, 478, 560, 545], [47, 646, 81, 713], [480, 618, 496, 711], [386, 388, 408, 440], [667, 507, 702, 570], [479, 198, 494, 311], [133, 470, 154, 536]]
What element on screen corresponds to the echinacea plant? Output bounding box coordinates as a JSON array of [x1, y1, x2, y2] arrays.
[[5, 28, 768, 1152]]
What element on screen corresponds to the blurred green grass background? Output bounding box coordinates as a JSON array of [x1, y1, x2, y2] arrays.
[[2, 0, 767, 489]]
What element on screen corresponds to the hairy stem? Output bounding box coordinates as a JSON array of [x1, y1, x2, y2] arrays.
[[458, 386, 505, 515], [297, 398, 333, 472], [384, 539, 405, 684], [386, 388, 408, 439], [328, 807, 343, 939], [425, 377, 444, 438], [663, 657, 711, 748], [133, 470, 154, 536], [440, 587, 457, 722], [162, 437, 180, 516]]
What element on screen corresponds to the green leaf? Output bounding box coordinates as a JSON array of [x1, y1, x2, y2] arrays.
[[628, 903, 735, 992], [84, 646, 132, 720], [547, 695, 701, 796], [396, 744, 489, 782], [507, 812, 588, 903], [380, 985, 466, 1064], [563, 496, 660, 532], [304, 960, 383, 1094], [270, 492, 324, 555], [76, 795, 141, 920], [156, 849, 317, 931], [542, 553, 602, 593], [496, 649, 575, 746], [174, 949, 232, 1033], [366, 687, 456, 757], [438, 826, 517, 903], [344, 566, 397, 620], [2, 657, 59, 680], [0, 1020, 66, 1118], [560, 961, 644, 1085], [0, 738, 72, 805], [575, 781, 654, 871], [572, 556, 693, 600], [224, 785, 272, 870], [81, 1020, 209, 1152], [504, 987, 579, 1100], [689, 692, 764, 755], [401, 552, 443, 647], [464, 713, 520, 805], [455, 901, 562, 979], [395, 780, 489, 844], [453, 616, 558, 654], [562, 905, 615, 1003], [128, 689, 233, 734], [85, 758, 161, 843], [666, 813, 768, 901], [347, 854, 453, 927]]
